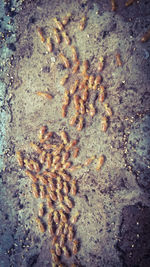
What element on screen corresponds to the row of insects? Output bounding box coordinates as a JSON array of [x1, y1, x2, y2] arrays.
[[16, 127, 105, 266]]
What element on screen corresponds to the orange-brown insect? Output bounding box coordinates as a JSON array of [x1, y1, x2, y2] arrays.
[[59, 209, 67, 223], [46, 195, 53, 208], [72, 60, 80, 74], [60, 73, 69, 86], [84, 156, 95, 166], [43, 144, 56, 151], [46, 37, 53, 52], [43, 171, 57, 179], [69, 112, 79, 126], [82, 60, 89, 76], [41, 131, 53, 143], [79, 16, 86, 31], [48, 223, 55, 235], [62, 104, 67, 118], [52, 235, 57, 246], [101, 116, 108, 132], [39, 185, 46, 199], [60, 131, 68, 144], [56, 222, 64, 236], [89, 104, 96, 117], [63, 89, 70, 106], [68, 165, 81, 172], [25, 170, 37, 183], [96, 155, 105, 171], [63, 181, 69, 195], [45, 153, 52, 169], [53, 28, 61, 44], [63, 223, 68, 235], [48, 189, 57, 202], [60, 203, 70, 214], [111, 0, 117, 11], [73, 94, 80, 111], [141, 28, 150, 42], [30, 142, 42, 154], [53, 144, 64, 156], [24, 159, 33, 171], [63, 161, 72, 169], [57, 176, 63, 190], [53, 210, 60, 224], [116, 53, 122, 67], [73, 147, 79, 158], [38, 125, 47, 141], [71, 46, 78, 62], [38, 203, 44, 217], [35, 217, 45, 233], [79, 99, 85, 115], [53, 17, 64, 31], [30, 159, 40, 173], [99, 85, 105, 103], [53, 155, 61, 165], [59, 53, 70, 68], [72, 240, 79, 255], [104, 103, 113, 117], [48, 178, 56, 192], [70, 179, 77, 196], [62, 31, 71, 45], [62, 246, 70, 258], [36, 91, 53, 100], [98, 56, 104, 72], [62, 13, 71, 26], [70, 212, 80, 224], [64, 196, 73, 209], [68, 225, 74, 241], [93, 75, 102, 90], [76, 116, 84, 131], [88, 75, 95, 89], [55, 243, 62, 256], [60, 234, 65, 247], [65, 140, 77, 152], [125, 0, 135, 7], [36, 26, 45, 43], [70, 79, 79, 95], [56, 189, 64, 202], [37, 174, 48, 185], [39, 150, 46, 164], [31, 183, 39, 198], [50, 249, 60, 264], [81, 87, 88, 102], [16, 151, 24, 167], [62, 151, 70, 164]]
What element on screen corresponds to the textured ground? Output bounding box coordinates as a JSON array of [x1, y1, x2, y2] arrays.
[[0, 0, 150, 266]]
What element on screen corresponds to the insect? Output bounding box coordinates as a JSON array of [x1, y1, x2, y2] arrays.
[[93, 75, 102, 90], [59, 234, 65, 247], [47, 188, 57, 202], [70, 212, 80, 224], [63, 181, 69, 195], [62, 246, 70, 258], [55, 243, 62, 256], [76, 116, 84, 131], [84, 156, 95, 166], [60, 131, 68, 144], [65, 140, 77, 152], [36, 91, 53, 100], [30, 142, 42, 154], [57, 176, 63, 190], [89, 104, 96, 117], [62, 151, 70, 164], [37, 174, 48, 185], [48, 222, 55, 235], [43, 171, 57, 179], [45, 153, 52, 169], [35, 217, 45, 233], [25, 170, 37, 183], [38, 125, 47, 141], [111, 0, 117, 11], [73, 147, 79, 158], [59, 171, 71, 182], [56, 222, 64, 236], [62, 13, 71, 26], [71, 46, 78, 62], [36, 26, 45, 43], [38, 203, 44, 217], [72, 60, 80, 74], [16, 151, 24, 167], [41, 131, 53, 143], [63, 89, 70, 106], [53, 144, 64, 156], [99, 85, 105, 103], [53, 28, 61, 44], [98, 56, 104, 72], [68, 225, 74, 241], [63, 223, 68, 235], [56, 189, 64, 202], [46, 37, 53, 52], [24, 159, 33, 171], [53, 155, 61, 165], [141, 28, 150, 42], [53, 17, 64, 31], [72, 240, 79, 255], [59, 53, 70, 68], [62, 31, 71, 45], [46, 195, 53, 208], [69, 112, 79, 126], [39, 185, 46, 199], [125, 0, 135, 7], [82, 60, 89, 76], [79, 16, 86, 31], [104, 103, 113, 117], [53, 210, 60, 224], [70, 79, 79, 95], [96, 155, 105, 171], [39, 150, 46, 164], [62, 104, 67, 118], [48, 178, 56, 191], [79, 99, 85, 115], [73, 94, 80, 111], [116, 53, 122, 67], [59, 203, 70, 214], [31, 183, 39, 198], [30, 159, 40, 173], [52, 235, 57, 246], [101, 116, 108, 132], [70, 179, 77, 196], [59, 209, 67, 223], [64, 196, 73, 209], [88, 75, 95, 89], [50, 249, 60, 264], [60, 73, 69, 86], [81, 87, 88, 102]]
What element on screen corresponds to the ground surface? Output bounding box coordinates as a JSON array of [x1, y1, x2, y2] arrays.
[[0, 0, 150, 266]]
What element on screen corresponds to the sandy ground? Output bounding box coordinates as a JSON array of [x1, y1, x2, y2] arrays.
[[0, 0, 150, 266]]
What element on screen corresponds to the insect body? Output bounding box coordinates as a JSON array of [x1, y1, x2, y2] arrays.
[[36, 92, 53, 100], [141, 28, 150, 42], [25, 170, 37, 183], [62, 13, 71, 26], [62, 31, 71, 45], [76, 116, 84, 131], [72, 60, 80, 74], [98, 56, 104, 72], [72, 240, 79, 255], [101, 116, 108, 132], [60, 74, 69, 86], [70, 179, 77, 196], [53, 28, 61, 44], [46, 37, 53, 52], [53, 17, 64, 31], [62, 246, 70, 258], [50, 249, 60, 264], [104, 103, 113, 117], [36, 26, 45, 43], [89, 104, 96, 117], [125, 0, 135, 7], [16, 151, 24, 167], [116, 53, 122, 67], [64, 196, 73, 209], [111, 0, 117, 11], [31, 183, 39, 198], [59, 53, 70, 68], [79, 16, 86, 31], [96, 155, 105, 171], [55, 243, 62, 256], [38, 203, 44, 217], [35, 217, 45, 233]]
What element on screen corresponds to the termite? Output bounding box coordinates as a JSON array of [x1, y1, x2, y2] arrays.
[[59, 53, 70, 68], [72, 60, 80, 74], [79, 99, 85, 115], [70, 179, 77, 196], [59, 203, 70, 214], [35, 217, 45, 233], [45, 153, 52, 169], [37, 174, 48, 185], [50, 249, 60, 264], [70, 79, 79, 95], [36, 26, 45, 43], [62, 13, 71, 26], [38, 203, 44, 217], [48, 190, 57, 202], [63, 89, 70, 106], [53, 28, 61, 44], [48, 223, 55, 235], [111, 0, 117, 11], [84, 156, 95, 166], [48, 178, 56, 191], [68, 225, 74, 241], [53, 17, 64, 31], [53, 155, 61, 165], [16, 151, 24, 167], [31, 183, 39, 198], [69, 112, 79, 126], [59, 209, 67, 223], [53, 210, 60, 224], [98, 56, 104, 72], [63, 223, 68, 235], [99, 85, 105, 103], [46, 196, 53, 208], [52, 235, 57, 246], [81, 87, 88, 102], [62, 31, 71, 45], [70, 212, 80, 224], [60, 234, 65, 247], [60, 131, 68, 144], [62, 151, 70, 164], [25, 170, 37, 183], [46, 37, 53, 52], [52, 162, 62, 172], [73, 147, 79, 158], [65, 140, 77, 152], [30, 142, 42, 154], [141, 28, 150, 42], [57, 176, 63, 190], [63, 181, 69, 195], [30, 159, 40, 173], [55, 243, 62, 256], [71, 46, 78, 62], [43, 144, 56, 150], [73, 94, 80, 111], [36, 92, 53, 100], [56, 189, 64, 202], [116, 53, 122, 67], [39, 150, 46, 164], [96, 155, 105, 171], [43, 171, 57, 179], [64, 196, 73, 209], [89, 104, 96, 117], [125, 0, 135, 7], [62, 246, 70, 258], [62, 104, 67, 118], [60, 73, 69, 86], [82, 60, 89, 76], [38, 125, 47, 141], [53, 144, 64, 156], [56, 222, 64, 236], [68, 165, 81, 172], [79, 16, 86, 31], [24, 159, 33, 171], [93, 75, 102, 90], [76, 116, 84, 131], [101, 116, 108, 132], [72, 240, 79, 255], [39, 185, 46, 199], [88, 75, 95, 89], [41, 131, 53, 143], [63, 161, 72, 169], [104, 103, 113, 117]]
